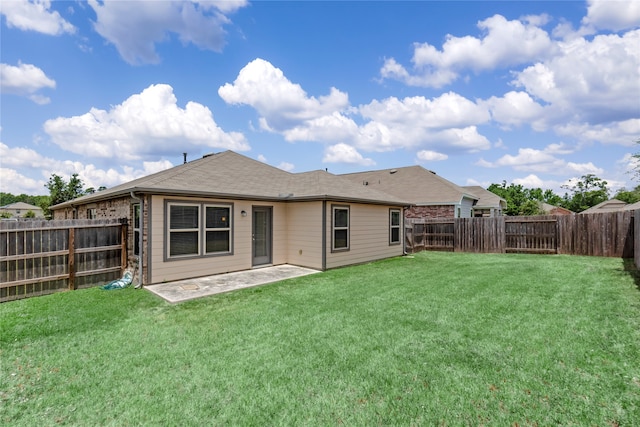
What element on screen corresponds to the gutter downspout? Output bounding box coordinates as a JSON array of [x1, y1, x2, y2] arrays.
[[403, 206, 409, 256], [130, 192, 144, 288]]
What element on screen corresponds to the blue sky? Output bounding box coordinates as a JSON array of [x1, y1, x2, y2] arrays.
[[1, 0, 639, 197]]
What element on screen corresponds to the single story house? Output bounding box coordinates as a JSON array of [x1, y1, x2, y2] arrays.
[[340, 166, 478, 219], [51, 151, 410, 286], [462, 186, 506, 217], [0, 202, 45, 218]]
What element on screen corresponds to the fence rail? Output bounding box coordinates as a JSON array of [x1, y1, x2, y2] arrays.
[[406, 211, 634, 259], [1, 219, 127, 302]]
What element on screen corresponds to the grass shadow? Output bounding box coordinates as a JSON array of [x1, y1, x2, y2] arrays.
[[622, 258, 640, 292]]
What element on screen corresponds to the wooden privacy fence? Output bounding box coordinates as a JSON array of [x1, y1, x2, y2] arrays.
[[406, 211, 634, 258], [1, 219, 127, 302]]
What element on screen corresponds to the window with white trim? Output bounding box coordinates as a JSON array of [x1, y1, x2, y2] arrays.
[[390, 208, 401, 245], [166, 202, 232, 259], [332, 205, 349, 251]]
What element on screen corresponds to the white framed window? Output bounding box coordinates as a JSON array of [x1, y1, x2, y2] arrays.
[[390, 208, 401, 245], [166, 202, 232, 259], [332, 205, 349, 252]]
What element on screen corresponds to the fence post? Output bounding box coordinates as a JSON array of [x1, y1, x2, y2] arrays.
[[68, 227, 75, 290]]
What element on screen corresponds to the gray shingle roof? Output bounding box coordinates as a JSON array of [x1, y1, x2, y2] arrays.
[[462, 186, 506, 209], [52, 151, 409, 209], [340, 165, 477, 205], [580, 199, 628, 214]]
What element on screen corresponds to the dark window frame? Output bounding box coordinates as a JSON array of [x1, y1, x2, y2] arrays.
[[389, 208, 401, 245], [165, 201, 233, 260], [331, 204, 350, 252]]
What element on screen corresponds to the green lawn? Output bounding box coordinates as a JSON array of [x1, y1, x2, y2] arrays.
[[1, 252, 639, 426]]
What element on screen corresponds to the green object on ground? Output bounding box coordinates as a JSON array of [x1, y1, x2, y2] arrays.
[[100, 271, 133, 290]]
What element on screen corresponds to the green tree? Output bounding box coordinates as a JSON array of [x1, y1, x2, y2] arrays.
[[46, 174, 68, 206], [66, 173, 85, 201], [43, 173, 87, 218], [0, 192, 18, 206], [561, 174, 610, 213], [614, 185, 640, 204], [24, 210, 36, 218], [487, 181, 544, 216]]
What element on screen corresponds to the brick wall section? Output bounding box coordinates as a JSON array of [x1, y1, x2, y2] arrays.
[[52, 196, 148, 283], [406, 205, 455, 219]]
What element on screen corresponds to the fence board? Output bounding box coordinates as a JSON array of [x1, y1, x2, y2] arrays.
[[406, 211, 634, 259], [0, 219, 127, 302]]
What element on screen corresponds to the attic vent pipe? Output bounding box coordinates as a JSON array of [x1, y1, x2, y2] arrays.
[[183, 153, 187, 164]]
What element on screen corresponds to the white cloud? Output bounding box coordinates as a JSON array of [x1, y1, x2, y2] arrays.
[[0, 142, 175, 194], [88, 0, 248, 65], [512, 174, 546, 188], [480, 146, 605, 176], [0, 62, 55, 104], [323, 144, 375, 166], [219, 58, 351, 131], [359, 92, 489, 129], [220, 59, 493, 157], [381, 14, 554, 87], [555, 119, 640, 147], [416, 150, 448, 162], [43, 84, 249, 161], [379, 9, 639, 151], [481, 91, 546, 130], [512, 30, 640, 127], [581, 0, 640, 32], [277, 162, 294, 172], [0, 0, 75, 35], [0, 167, 43, 195]]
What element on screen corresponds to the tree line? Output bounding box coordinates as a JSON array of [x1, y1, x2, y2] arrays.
[[488, 174, 640, 215], [1, 174, 105, 219]]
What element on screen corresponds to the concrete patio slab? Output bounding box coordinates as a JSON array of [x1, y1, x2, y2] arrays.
[[144, 264, 321, 303]]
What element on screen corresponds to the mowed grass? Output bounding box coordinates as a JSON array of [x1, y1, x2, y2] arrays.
[[1, 252, 639, 426]]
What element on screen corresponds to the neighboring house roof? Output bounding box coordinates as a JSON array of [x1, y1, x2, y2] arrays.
[[623, 201, 640, 211], [51, 151, 410, 210], [579, 199, 628, 214], [340, 166, 477, 206], [539, 202, 574, 215], [462, 186, 506, 209], [0, 202, 42, 211]]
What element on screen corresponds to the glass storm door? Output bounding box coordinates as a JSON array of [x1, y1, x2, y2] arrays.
[[252, 206, 272, 266]]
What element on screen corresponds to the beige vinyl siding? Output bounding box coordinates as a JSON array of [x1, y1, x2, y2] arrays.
[[269, 203, 289, 266], [149, 196, 288, 284], [325, 203, 404, 269], [459, 197, 475, 218], [286, 201, 324, 270]]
